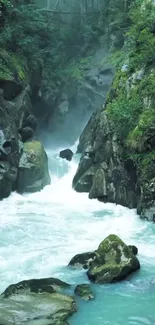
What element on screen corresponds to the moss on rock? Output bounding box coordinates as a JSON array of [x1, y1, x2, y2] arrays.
[[74, 284, 94, 301], [87, 234, 140, 283], [0, 277, 77, 325]]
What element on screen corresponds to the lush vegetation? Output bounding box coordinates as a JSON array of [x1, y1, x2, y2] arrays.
[[0, 0, 102, 99], [0, 0, 136, 101], [105, 0, 155, 188], [107, 0, 155, 140]]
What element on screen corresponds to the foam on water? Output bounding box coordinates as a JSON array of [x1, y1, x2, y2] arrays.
[[0, 146, 155, 324]]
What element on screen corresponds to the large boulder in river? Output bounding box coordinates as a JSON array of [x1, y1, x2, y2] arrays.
[[59, 149, 73, 161], [87, 234, 140, 284], [0, 277, 77, 325], [2, 277, 70, 297], [17, 140, 50, 193]]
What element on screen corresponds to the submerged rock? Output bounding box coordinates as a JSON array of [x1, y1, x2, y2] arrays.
[[17, 140, 50, 193], [87, 234, 140, 284], [74, 284, 94, 301], [0, 277, 76, 325], [68, 251, 97, 269], [59, 149, 73, 161]]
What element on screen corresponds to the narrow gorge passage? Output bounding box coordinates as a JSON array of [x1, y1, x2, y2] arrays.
[[1, 0, 155, 323], [0, 145, 155, 325]]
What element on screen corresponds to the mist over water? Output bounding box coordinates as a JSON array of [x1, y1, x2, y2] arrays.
[[0, 140, 155, 324], [40, 103, 93, 149]]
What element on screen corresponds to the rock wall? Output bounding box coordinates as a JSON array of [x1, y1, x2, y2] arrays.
[[0, 82, 50, 199], [73, 108, 137, 209], [73, 0, 155, 222]]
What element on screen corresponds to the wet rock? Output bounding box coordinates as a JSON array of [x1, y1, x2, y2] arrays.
[[17, 140, 50, 193], [0, 162, 17, 199], [23, 114, 37, 131], [2, 277, 70, 298], [74, 284, 94, 301], [12, 86, 32, 127], [87, 234, 140, 284], [68, 251, 97, 269], [72, 155, 95, 192], [73, 110, 137, 209], [0, 99, 20, 199], [128, 245, 138, 255], [19, 126, 34, 142], [59, 149, 73, 161], [0, 277, 76, 325], [0, 80, 23, 101]]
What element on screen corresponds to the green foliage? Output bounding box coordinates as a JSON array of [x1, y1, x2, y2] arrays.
[[127, 108, 155, 151], [126, 0, 155, 69], [108, 50, 127, 68], [140, 150, 155, 179], [139, 71, 155, 97], [64, 57, 92, 83], [0, 1, 102, 95], [105, 0, 155, 146], [0, 49, 27, 81], [0, 0, 11, 7], [107, 89, 142, 140]]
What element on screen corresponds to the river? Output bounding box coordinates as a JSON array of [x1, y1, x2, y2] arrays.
[[0, 142, 155, 324]]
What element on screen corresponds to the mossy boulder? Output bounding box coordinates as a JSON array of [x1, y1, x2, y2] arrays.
[[87, 234, 140, 283], [68, 251, 97, 269], [0, 277, 77, 325], [17, 140, 50, 193], [2, 277, 70, 298], [74, 284, 94, 301]]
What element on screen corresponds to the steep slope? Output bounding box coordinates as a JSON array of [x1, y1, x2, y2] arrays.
[[73, 0, 155, 222]]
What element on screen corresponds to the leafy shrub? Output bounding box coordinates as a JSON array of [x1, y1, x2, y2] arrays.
[[107, 90, 142, 140]]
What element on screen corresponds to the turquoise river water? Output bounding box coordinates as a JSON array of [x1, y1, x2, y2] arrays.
[[0, 143, 155, 325]]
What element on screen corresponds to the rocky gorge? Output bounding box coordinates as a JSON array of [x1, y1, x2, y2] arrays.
[[0, 0, 155, 324]]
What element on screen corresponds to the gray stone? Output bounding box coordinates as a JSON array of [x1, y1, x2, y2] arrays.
[[17, 140, 50, 193], [0, 277, 76, 325], [69, 251, 97, 269], [73, 111, 137, 208], [59, 149, 73, 161]]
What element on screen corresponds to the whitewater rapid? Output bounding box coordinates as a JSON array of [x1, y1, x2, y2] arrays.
[[0, 145, 155, 324]]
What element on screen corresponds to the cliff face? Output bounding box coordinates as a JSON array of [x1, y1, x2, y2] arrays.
[[0, 0, 51, 198], [73, 0, 155, 222]]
